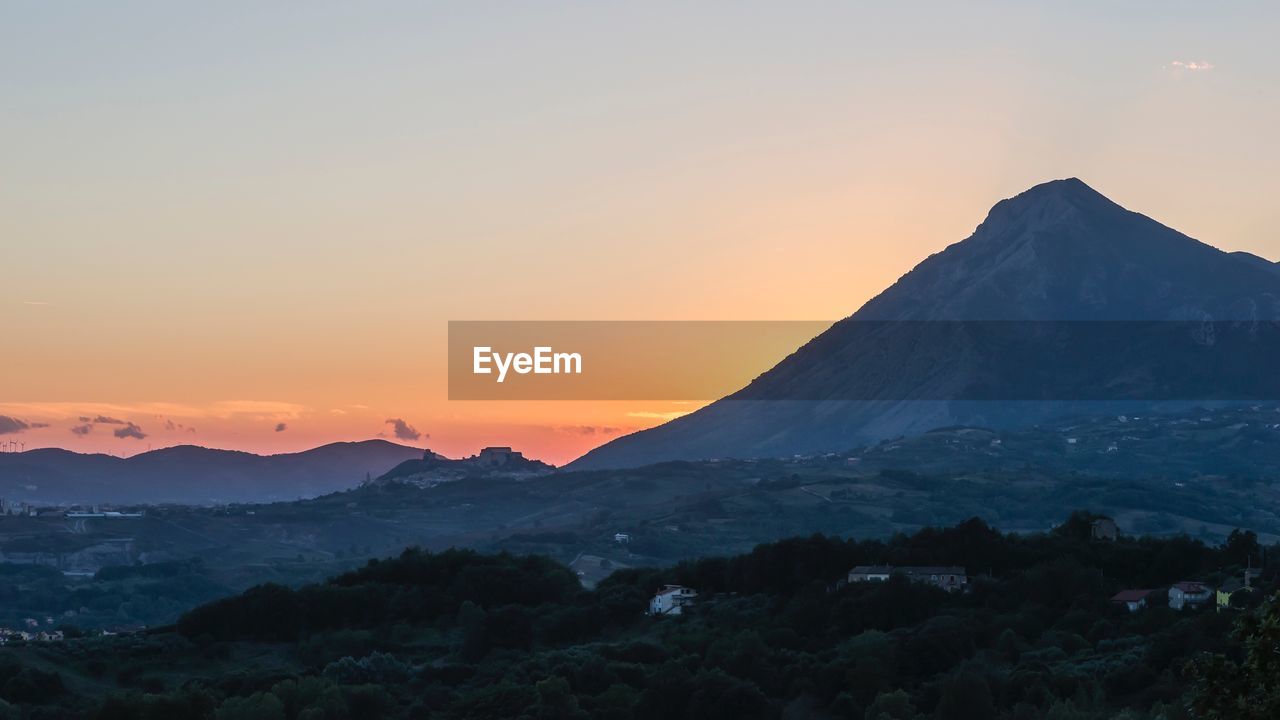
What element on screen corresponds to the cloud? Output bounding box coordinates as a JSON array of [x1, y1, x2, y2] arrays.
[[113, 423, 147, 440], [209, 400, 307, 420], [2, 400, 302, 423], [1168, 60, 1214, 72], [0, 416, 31, 435], [384, 418, 423, 441], [556, 425, 625, 436], [21, 300, 49, 306], [625, 410, 692, 421], [275, 422, 288, 432], [91, 415, 126, 425], [70, 424, 93, 436], [1, 402, 203, 419]]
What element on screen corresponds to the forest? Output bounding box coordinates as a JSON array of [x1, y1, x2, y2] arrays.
[[0, 512, 1274, 719]]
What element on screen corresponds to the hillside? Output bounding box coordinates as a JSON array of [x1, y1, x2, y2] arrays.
[[6, 404, 1280, 626], [572, 179, 1280, 470], [0, 517, 1268, 719]]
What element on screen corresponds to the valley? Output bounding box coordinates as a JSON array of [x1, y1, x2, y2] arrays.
[[4, 404, 1280, 633]]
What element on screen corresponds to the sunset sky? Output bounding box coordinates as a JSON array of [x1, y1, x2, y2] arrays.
[[4, 2, 1280, 464]]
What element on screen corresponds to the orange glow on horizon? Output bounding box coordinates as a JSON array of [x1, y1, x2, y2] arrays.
[[0, 399, 700, 467]]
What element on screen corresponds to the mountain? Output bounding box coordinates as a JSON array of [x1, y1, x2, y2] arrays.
[[1232, 251, 1280, 277], [571, 178, 1280, 470], [0, 440, 424, 505]]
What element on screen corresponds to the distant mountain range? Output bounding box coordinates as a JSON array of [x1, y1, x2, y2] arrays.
[[0, 440, 424, 505], [572, 178, 1280, 469]]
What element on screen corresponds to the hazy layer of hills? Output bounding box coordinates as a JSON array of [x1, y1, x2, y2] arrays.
[[0, 440, 423, 505], [6, 404, 1278, 605], [572, 178, 1280, 470]]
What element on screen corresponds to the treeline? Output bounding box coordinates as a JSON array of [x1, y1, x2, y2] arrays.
[[0, 557, 232, 633], [3, 512, 1273, 719], [175, 550, 613, 646]]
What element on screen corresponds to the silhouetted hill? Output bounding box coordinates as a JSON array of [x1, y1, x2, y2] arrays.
[[374, 446, 555, 487], [572, 179, 1280, 469], [0, 440, 423, 505]]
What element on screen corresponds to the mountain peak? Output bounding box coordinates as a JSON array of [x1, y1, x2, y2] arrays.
[[1008, 177, 1107, 204], [1025, 176, 1093, 195], [977, 177, 1121, 237], [571, 182, 1280, 470]]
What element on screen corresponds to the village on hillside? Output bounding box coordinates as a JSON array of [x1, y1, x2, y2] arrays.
[[645, 516, 1268, 621]]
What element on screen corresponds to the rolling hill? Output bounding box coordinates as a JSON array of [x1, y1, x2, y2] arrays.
[[0, 440, 424, 505]]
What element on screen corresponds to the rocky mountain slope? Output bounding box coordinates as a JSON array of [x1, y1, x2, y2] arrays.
[[572, 179, 1280, 469]]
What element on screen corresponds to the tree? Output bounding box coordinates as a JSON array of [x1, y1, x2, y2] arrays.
[[1224, 529, 1260, 567], [527, 677, 588, 720], [1186, 591, 1280, 719], [934, 671, 995, 720], [865, 690, 921, 720], [215, 693, 285, 720]]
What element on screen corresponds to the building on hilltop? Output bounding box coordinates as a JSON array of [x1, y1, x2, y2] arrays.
[[475, 446, 525, 468], [847, 565, 968, 592]]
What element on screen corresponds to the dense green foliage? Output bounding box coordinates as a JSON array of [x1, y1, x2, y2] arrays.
[[1, 514, 1273, 719], [0, 559, 232, 632], [177, 550, 583, 644], [1187, 591, 1280, 718]]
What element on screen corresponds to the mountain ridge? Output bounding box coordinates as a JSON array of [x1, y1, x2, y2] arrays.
[[0, 439, 425, 505], [570, 179, 1280, 470]]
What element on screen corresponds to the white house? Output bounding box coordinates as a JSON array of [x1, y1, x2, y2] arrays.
[[1169, 581, 1212, 610], [649, 585, 697, 616]]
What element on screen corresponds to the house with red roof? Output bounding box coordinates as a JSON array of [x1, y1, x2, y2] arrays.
[[1110, 589, 1153, 612]]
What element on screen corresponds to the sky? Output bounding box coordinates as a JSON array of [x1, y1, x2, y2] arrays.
[[3, 1, 1280, 464]]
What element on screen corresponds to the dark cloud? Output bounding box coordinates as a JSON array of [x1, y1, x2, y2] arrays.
[[557, 425, 624, 437], [113, 422, 147, 440], [384, 418, 423, 442], [78, 416, 92, 423], [275, 423, 288, 432], [163, 419, 193, 432], [30, 422, 49, 429], [0, 416, 31, 435], [92, 415, 126, 425], [70, 424, 93, 436]]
